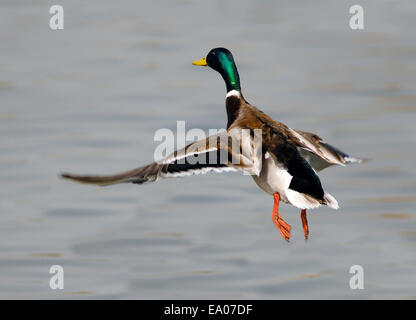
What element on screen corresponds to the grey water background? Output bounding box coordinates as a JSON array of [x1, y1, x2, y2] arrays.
[[0, 0, 415, 299]]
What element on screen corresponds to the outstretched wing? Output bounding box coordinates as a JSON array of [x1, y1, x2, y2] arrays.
[[292, 130, 363, 172], [61, 131, 258, 186], [245, 105, 363, 172]]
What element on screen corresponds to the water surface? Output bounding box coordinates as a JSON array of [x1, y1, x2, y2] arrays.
[[0, 0, 416, 299]]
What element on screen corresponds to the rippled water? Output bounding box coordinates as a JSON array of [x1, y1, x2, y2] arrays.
[[1, 0, 416, 299]]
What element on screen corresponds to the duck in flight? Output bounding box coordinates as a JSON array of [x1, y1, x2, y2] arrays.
[[61, 47, 362, 242]]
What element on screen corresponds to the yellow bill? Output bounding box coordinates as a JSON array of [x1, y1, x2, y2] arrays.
[[192, 57, 208, 66]]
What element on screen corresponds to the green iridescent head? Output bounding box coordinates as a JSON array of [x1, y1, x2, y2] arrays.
[[193, 47, 241, 93]]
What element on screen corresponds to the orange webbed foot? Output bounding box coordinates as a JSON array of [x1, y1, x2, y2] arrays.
[[272, 193, 292, 242], [273, 215, 291, 242]]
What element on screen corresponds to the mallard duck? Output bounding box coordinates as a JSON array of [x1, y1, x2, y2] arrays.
[[61, 47, 362, 241]]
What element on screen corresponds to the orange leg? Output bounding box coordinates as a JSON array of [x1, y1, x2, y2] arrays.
[[272, 193, 291, 242], [301, 209, 309, 240]]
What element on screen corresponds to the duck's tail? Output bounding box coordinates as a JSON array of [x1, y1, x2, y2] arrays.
[[323, 192, 339, 210]]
